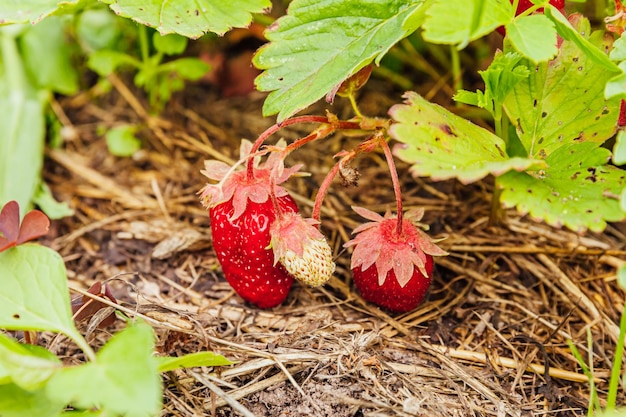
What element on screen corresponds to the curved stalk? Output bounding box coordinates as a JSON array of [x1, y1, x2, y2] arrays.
[[312, 162, 342, 223], [377, 136, 404, 235], [246, 115, 331, 179]]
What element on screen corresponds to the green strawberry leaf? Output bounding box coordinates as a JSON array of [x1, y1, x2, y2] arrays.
[[610, 32, 626, 62], [254, 0, 426, 122], [0, 244, 94, 358], [614, 130, 626, 165], [0, 29, 46, 214], [87, 50, 140, 76], [506, 14, 558, 63], [0, 333, 62, 390], [152, 33, 187, 55], [156, 351, 234, 372], [545, 6, 619, 71], [105, 125, 141, 157], [605, 62, 626, 100], [391, 92, 543, 184], [0, 0, 83, 24], [499, 142, 626, 232], [46, 321, 161, 416], [0, 383, 65, 417], [504, 16, 620, 159], [0, 245, 77, 337], [422, 0, 512, 49], [32, 183, 74, 220], [19, 17, 78, 95], [161, 57, 211, 80], [104, 0, 271, 38], [454, 51, 530, 120]]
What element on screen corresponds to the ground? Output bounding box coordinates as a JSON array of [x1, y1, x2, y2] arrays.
[[40, 67, 625, 417]]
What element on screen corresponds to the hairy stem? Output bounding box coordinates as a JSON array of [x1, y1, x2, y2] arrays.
[[378, 136, 404, 235], [246, 115, 331, 179], [312, 162, 342, 223]]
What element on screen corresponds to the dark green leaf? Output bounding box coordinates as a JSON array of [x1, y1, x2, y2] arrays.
[[422, 0, 512, 49], [254, 0, 426, 121], [107, 0, 272, 38]]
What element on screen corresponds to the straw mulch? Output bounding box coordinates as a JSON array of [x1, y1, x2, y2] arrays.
[[43, 73, 625, 417]]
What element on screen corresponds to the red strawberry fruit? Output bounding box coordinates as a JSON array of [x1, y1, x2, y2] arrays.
[[200, 140, 302, 308], [344, 206, 446, 313], [209, 196, 298, 308]]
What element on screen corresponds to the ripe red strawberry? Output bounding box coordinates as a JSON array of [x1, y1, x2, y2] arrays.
[[210, 196, 298, 308], [344, 207, 446, 313], [200, 140, 302, 308], [497, 0, 565, 36]]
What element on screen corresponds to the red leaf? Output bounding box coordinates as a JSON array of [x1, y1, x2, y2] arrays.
[[72, 282, 118, 328], [0, 201, 50, 253], [0, 201, 20, 243], [17, 209, 50, 244]]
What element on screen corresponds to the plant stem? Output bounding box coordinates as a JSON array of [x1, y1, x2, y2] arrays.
[[606, 299, 626, 409], [312, 162, 341, 222], [282, 124, 336, 155], [138, 25, 150, 64], [69, 331, 97, 362], [378, 135, 403, 235], [246, 115, 361, 179], [450, 45, 462, 95], [489, 180, 503, 227], [246, 115, 330, 179], [566, 338, 601, 413], [312, 135, 375, 222], [347, 93, 363, 118]]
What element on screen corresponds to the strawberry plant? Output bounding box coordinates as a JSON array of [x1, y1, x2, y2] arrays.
[[3, 0, 626, 310], [0, 201, 233, 416], [87, 27, 210, 112], [1, 0, 626, 414]]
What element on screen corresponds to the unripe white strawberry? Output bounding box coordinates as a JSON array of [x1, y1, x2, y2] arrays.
[[270, 212, 335, 287]]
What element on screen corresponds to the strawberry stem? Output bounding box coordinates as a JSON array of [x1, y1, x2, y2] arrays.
[[281, 124, 336, 156], [312, 134, 382, 223], [377, 135, 404, 235], [246, 115, 363, 180], [312, 161, 341, 223], [247, 115, 332, 180]]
